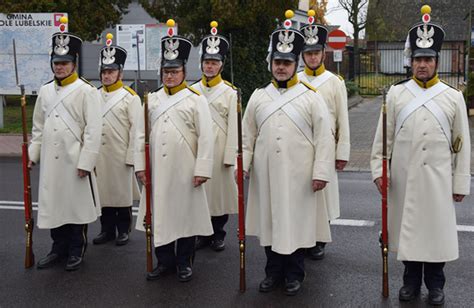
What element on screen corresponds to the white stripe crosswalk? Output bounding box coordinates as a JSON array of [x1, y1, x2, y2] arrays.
[[1, 200, 473, 232]]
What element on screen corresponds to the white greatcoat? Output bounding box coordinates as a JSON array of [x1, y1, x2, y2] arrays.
[[191, 78, 238, 216], [29, 76, 102, 229], [298, 68, 350, 221], [96, 85, 142, 207], [371, 79, 471, 262], [242, 81, 334, 255], [135, 86, 214, 247]]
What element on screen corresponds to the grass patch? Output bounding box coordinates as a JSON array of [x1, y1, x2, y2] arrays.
[[357, 74, 406, 95], [0, 96, 36, 134]]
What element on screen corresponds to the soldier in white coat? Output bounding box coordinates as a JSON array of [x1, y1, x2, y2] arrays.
[[28, 17, 102, 271], [193, 21, 238, 252], [135, 19, 214, 282], [93, 34, 142, 246], [298, 10, 351, 260], [242, 11, 334, 296], [371, 6, 470, 306]]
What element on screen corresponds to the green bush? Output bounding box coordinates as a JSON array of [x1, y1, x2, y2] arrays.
[[345, 80, 359, 97]]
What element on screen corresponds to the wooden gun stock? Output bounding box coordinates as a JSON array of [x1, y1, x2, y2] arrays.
[[143, 89, 153, 273], [236, 89, 246, 292]]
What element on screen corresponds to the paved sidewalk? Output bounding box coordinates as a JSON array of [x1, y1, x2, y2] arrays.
[[0, 134, 26, 157], [345, 96, 474, 173], [345, 97, 381, 172]]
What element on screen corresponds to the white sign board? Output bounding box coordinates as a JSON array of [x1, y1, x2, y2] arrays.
[[116, 24, 146, 71], [116, 23, 177, 72], [0, 13, 67, 95], [333, 50, 343, 63]]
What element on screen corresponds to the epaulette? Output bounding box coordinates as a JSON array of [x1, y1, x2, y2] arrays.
[[80, 77, 95, 88], [187, 86, 201, 96], [337, 74, 344, 81], [224, 80, 238, 90], [189, 81, 200, 88], [441, 80, 460, 92], [97, 85, 103, 90], [43, 79, 54, 85], [124, 86, 138, 96], [393, 78, 410, 86], [258, 81, 272, 89], [301, 81, 317, 92], [151, 85, 163, 93]]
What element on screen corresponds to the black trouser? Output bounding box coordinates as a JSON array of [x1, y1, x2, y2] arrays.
[[100, 206, 132, 235], [402, 261, 446, 290], [211, 214, 228, 241], [264, 246, 305, 282], [51, 224, 88, 258], [155, 236, 195, 268], [199, 214, 229, 242]]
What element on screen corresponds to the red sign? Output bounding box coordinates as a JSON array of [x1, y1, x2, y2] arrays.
[[327, 29, 347, 50]]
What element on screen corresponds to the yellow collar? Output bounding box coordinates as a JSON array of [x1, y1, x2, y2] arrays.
[[413, 74, 440, 89], [164, 81, 187, 95], [304, 64, 326, 77], [272, 74, 299, 89], [201, 74, 222, 88], [55, 71, 78, 86], [103, 80, 123, 93]]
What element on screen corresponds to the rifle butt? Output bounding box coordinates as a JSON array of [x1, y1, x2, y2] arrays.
[[382, 244, 389, 297], [24, 222, 34, 268], [239, 240, 246, 292], [146, 225, 153, 272]]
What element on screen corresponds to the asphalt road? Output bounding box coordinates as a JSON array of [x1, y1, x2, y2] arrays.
[[1, 157, 473, 307]]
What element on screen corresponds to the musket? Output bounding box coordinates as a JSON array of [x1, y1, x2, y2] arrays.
[[143, 86, 153, 272], [236, 89, 246, 292], [380, 88, 389, 297], [230, 34, 246, 292], [13, 39, 35, 268]]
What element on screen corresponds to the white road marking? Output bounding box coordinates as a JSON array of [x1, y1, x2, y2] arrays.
[[331, 219, 375, 227], [1, 201, 474, 232], [457, 225, 474, 232]]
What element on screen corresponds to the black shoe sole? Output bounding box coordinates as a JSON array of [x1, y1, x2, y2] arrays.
[[65, 263, 82, 271], [37, 257, 61, 269], [178, 275, 193, 282], [309, 254, 325, 260], [93, 239, 115, 245], [116, 240, 129, 246], [399, 291, 420, 301]]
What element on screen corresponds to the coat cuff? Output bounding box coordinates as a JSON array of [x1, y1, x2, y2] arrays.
[[243, 150, 253, 173], [134, 152, 145, 172], [312, 160, 332, 182], [28, 144, 41, 164], [223, 146, 236, 166], [77, 149, 98, 172], [336, 142, 350, 161], [194, 158, 213, 178], [453, 173, 471, 195], [126, 148, 134, 165]]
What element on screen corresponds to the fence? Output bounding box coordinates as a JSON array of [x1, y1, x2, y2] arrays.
[[356, 47, 465, 95]]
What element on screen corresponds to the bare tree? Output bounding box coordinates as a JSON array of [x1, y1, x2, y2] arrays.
[[338, 0, 368, 78]]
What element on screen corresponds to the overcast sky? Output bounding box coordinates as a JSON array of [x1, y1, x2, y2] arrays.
[[324, 0, 367, 38]]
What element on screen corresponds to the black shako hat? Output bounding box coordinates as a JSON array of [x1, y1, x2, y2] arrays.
[[200, 21, 229, 62], [99, 33, 127, 71], [161, 19, 192, 68]]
